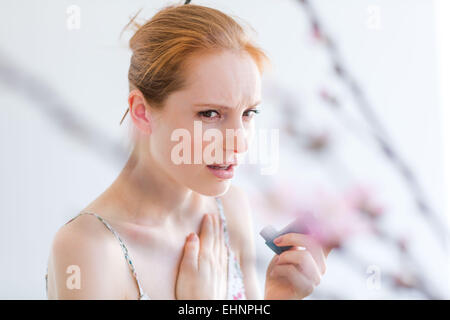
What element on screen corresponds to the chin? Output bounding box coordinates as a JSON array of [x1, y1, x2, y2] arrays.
[[192, 179, 231, 197]]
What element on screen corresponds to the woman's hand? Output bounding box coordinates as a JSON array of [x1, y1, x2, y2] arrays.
[[175, 212, 228, 300], [264, 233, 331, 300]]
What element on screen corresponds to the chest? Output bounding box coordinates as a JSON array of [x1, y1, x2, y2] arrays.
[[117, 224, 241, 300], [130, 239, 186, 299]]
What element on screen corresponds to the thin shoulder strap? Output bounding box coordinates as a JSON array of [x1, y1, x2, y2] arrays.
[[215, 197, 231, 247], [67, 212, 147, 299]]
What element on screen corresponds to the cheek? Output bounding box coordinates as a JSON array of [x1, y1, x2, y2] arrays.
[[149, 131, 170, 166], [157, 122, 203, 171], [150, 121, 184, 165], [246, 124, 255, 144], [239, 123, 255, 153]]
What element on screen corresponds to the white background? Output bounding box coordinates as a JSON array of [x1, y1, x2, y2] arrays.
[[0, 0, 448, 299]]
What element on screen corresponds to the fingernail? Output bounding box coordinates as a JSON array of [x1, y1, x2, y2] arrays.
[[274, 237, 281, 244], [188, 233, 197, 242]]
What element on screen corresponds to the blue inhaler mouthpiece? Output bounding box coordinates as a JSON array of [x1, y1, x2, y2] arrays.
[[259, 217, 308, 255]]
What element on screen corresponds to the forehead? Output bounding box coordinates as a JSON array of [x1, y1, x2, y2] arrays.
[[179, 50, 261, 106]]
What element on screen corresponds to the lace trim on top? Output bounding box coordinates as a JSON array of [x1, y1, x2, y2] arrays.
[[215, 197, 247, 300]]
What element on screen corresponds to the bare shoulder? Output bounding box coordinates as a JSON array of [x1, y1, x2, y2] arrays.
[[47, 214, 132, 299]]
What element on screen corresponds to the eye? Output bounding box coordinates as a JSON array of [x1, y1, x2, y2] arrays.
[[243, 109, 260, 119], [197, 110, 220, 120]]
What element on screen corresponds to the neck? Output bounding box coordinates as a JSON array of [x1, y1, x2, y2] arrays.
[[106, 140, 209, 227]]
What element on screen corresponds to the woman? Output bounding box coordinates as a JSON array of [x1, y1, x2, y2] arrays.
[[45, 3, 329, 300]]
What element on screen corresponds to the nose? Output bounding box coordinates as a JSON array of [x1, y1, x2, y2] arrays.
[[224, 120, 249, 155]]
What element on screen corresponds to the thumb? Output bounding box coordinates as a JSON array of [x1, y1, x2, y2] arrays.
[[324, 244, 336, 258], [266, 254, 280, 276], [180, 232, 199, 271]]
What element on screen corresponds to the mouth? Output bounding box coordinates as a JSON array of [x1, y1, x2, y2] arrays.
[[207, 164, 233, 170], [206, 164, 235, 179]]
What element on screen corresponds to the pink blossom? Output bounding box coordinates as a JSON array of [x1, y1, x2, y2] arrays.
[[261, 184, 377, 248], [344, 184, 385, 219]]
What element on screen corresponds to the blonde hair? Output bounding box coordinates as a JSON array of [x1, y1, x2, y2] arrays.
[[120, 2, 271, 125]]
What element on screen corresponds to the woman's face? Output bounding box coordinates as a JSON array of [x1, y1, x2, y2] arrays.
[[148, 50, 262, 196]]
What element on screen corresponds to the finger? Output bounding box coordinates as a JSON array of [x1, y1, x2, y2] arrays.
[[199, 213, 214, 260], [274, 233, 327, 274], [268, 254, 280, 270], [212, 213, 219, 257], [277, 249, 322, 286], [266, 254, 280, 279], [270, 264, 314, 297], [179, 232, 199, 271], [218, 214, 226, 268], [215, 213, 223, 267]]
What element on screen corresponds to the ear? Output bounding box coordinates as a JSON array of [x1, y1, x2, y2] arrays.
[[128, 89, 152, 135]]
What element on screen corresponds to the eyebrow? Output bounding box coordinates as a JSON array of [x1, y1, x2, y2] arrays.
[[193, 100, 261, 109]]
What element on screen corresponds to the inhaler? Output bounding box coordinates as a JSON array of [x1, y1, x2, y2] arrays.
[[259, 216, 309, 254]]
